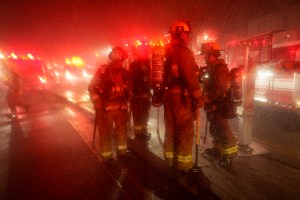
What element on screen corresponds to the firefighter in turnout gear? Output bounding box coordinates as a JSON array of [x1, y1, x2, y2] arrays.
[[200, 42, 238, 166], [163, 20, 204, 172], [88, 47, 131, 165], [0, 62, 30, 119], [129, 44, 152, 140]]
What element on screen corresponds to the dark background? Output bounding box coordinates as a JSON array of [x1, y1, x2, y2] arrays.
[[0, 0, 298, 62]]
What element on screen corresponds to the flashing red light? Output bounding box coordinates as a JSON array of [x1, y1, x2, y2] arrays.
[[27, 53, 35, 60], [0, 52, 5, 59], [10, 53, 18, 59], [135, 40, 143, 46]]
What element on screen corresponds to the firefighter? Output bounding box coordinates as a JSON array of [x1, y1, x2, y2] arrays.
[[163, 20, 204, 172], [88, 46, 131, 165], [0, 62, 29, 119], [200, 42, 238, 165], [129, 44, 152, 140]]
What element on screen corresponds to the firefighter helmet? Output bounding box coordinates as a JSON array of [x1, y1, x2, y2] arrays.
[[169, 20, 192, 34], [109, 46, 128, 62], [200, 42, 222, 58], [200, 42, 221, 54]]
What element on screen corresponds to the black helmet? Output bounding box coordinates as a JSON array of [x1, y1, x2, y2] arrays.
[[200, 42, 222, 57], [108, 47, 128, 62]]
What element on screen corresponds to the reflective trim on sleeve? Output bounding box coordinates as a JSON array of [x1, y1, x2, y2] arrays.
[[177, 155, 193, 163], [165, 152, 174, 159], [223, 145, 238, 155]]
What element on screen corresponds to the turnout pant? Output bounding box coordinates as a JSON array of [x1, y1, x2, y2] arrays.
[[208, 111, 237, 158], [130, 97, 151, 136], [163, 94, 194, 171], [97, 109, 129, 160]]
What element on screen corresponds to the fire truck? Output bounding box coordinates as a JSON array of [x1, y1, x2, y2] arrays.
[[64, 56, 95, 84], [225, 28, 300, 116]]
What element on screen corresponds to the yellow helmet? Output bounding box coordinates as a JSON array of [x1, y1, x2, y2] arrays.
[[108, 47, 128, 62], [169, 20, 192, 34]]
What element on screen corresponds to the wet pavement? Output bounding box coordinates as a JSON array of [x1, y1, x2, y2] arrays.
[[1, 83, 300, 199], [49, 83, 300, 200], [0, 89, 213, 200], [0, 90, 123, 199]]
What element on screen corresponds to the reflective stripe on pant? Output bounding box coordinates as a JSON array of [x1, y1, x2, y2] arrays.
[[209, 112, 237, 158], [101, 151, 113, 160], [98, 109, 128, 157], [133, 125, 143, 135], [116, 144, 127, 155], [164, 151, 174, 167], [223, 144, 238, 158], [164, 152, 193, 170], [130, 97, 150, 135], [163, 94, 194, 171]]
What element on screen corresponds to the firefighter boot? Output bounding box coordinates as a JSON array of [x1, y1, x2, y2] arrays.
[[9, 113, 17, 120], [136, 132, 151, 141], [118, 150, 133, 163], [103, 157, 116, 168], [219, 156, 234, 169], [141, 132, 151, 140], [219, 144, 238, 169], [204, 147, 222, 159], [144, 132, 151, 140]]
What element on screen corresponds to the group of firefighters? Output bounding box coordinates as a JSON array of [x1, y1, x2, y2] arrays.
[[88, 20, 239, 172]]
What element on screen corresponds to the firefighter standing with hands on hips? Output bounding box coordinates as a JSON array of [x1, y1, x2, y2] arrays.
[[200, 42, 238, 166], [88, 47, 131, 166], [129, 44, 152, 140], [162, 20, 204, 172]]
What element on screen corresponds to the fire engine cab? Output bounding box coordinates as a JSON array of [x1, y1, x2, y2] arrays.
[[226, 28, 300, 114]]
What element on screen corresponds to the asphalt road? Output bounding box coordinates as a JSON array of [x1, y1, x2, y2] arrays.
[[2, 78, 299, 200], [0, 89, 203, 200], [47, 78, 300, 199]]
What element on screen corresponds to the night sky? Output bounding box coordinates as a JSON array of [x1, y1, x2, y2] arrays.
[[0, 0, 298, 62]]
